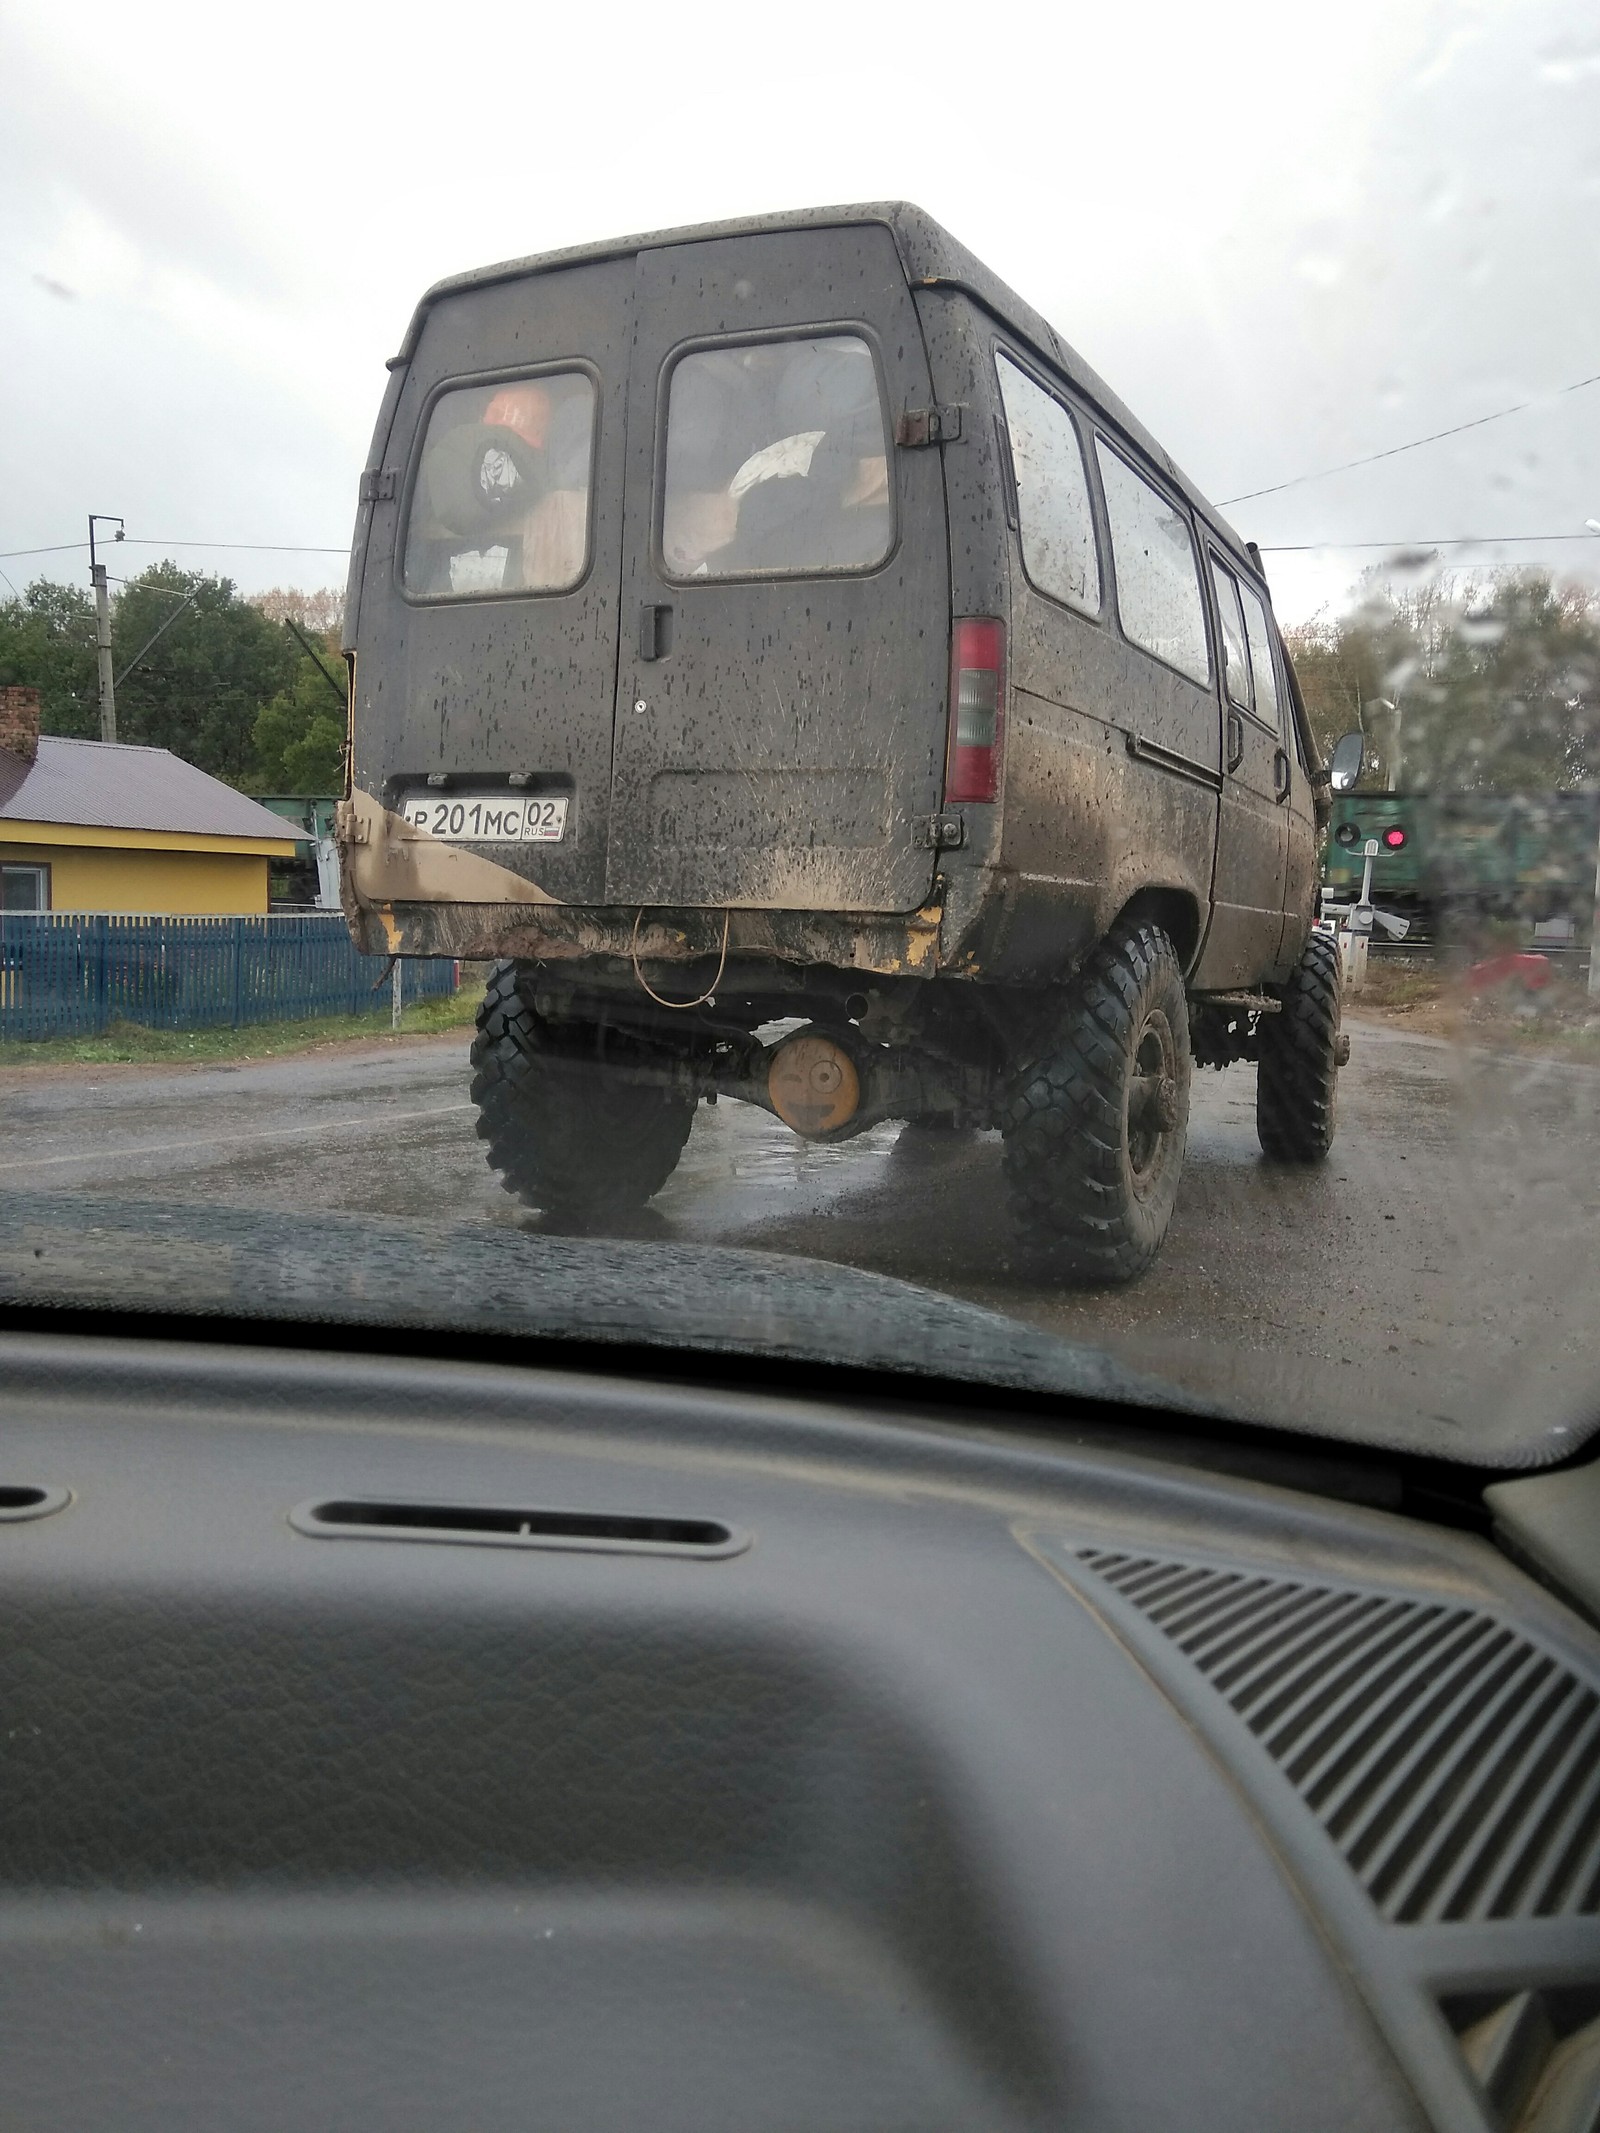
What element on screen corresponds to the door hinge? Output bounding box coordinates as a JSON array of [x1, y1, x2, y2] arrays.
[[913, 813, 966, 850], [895, 405, 964, 448], [359, 468, 398, 504]]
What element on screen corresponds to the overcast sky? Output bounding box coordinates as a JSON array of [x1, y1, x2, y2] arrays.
[[3, 0, 1597, 625]]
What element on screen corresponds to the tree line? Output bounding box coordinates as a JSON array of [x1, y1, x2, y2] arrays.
[[1286, 568, 1600, 795], [3, 558, 1597, 803], [0, 565, 346, 794]]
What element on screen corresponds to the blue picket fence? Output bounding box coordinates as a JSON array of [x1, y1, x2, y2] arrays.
[[0, 914, 457, 1041]]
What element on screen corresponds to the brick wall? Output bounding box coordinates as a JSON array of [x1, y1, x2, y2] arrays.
[[0, 685, 41, 765]]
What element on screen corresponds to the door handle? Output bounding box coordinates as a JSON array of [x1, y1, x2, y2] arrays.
[[1273, 747, 1292, 801], [1226, 709, 1245, 772], [638, 603, 672, 661]]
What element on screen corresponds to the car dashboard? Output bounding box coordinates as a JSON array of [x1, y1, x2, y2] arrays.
[[0, 1329, 1596, 2133]]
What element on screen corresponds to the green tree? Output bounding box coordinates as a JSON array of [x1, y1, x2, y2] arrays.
[[111, 563, 298, 785], [251, 636, 347, 792], [1285, 568, 1600, 795], [1406, 575, 1600, 793], [0, 579, 100, 736]]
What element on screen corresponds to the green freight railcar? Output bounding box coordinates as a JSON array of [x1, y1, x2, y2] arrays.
[[1322, 791, 1600, 932]]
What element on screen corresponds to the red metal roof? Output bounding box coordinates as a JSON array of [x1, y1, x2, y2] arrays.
[[0, 737, 300, 844]]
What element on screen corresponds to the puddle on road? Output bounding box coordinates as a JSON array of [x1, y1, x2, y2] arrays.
[[667, 1111, 904, 1201]]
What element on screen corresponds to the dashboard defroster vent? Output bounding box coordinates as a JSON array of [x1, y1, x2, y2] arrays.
[[1077, 1550, 1600, 1926], [292, 1498, 749, 1558], [0, 1485, 70, 1523]]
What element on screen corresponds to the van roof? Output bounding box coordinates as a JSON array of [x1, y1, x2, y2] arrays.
[[396, 201, 1258, 576]]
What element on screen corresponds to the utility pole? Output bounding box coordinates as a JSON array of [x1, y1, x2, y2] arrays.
[[88, 515, 124, 743]]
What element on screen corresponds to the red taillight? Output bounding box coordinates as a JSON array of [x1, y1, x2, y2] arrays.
[[1383, 826, 1407, 849], [945, 618, 1006, 805]]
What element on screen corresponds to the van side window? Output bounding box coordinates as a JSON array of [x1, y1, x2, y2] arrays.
[[403, 371, 595, 599], [1236, 579, 1282, 731], [661, 335, 892, 580], [994, 353, 1100, 617], [1095, 444, 1210, 686], [1210, 559, 1253, 712]]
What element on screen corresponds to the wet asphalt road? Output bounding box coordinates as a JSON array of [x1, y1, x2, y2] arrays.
[[4, 1018, 1599, 1453]]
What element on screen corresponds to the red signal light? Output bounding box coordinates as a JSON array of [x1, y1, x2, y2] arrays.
[[945, 618, 1006, 804], [1383, 826, 1407, 850]]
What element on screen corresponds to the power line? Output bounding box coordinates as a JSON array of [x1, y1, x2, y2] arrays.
[[0, 537, 348, 561], [4, 526, 1597, 574], [123, 538, 349, 554], [1219, 369, 1600, 507], [1259, 531, 1600, 552]]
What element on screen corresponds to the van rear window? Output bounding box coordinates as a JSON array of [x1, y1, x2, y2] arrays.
[[1096, 444, 1210, 686], [995, 354, 1100, 617], [661, 335, 892, 580], [403, 371, 595, 599]]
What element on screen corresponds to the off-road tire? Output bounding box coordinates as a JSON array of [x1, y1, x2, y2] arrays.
[[470, 963, 696, 1217], [1256, 929, 1342, 1163], [1000, 920, 1191, 1284]]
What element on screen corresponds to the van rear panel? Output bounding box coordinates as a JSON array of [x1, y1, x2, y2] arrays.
[[349, 224, 951, 924]]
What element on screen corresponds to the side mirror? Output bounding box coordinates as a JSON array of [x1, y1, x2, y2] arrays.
[[1328, 731, 1365, 793]]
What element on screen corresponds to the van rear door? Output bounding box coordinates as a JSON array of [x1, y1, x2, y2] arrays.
[[354, 257, 633, 906], [604, 227, 949, 912]]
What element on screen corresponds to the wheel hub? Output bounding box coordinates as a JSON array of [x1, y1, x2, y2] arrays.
[[767, 1034, 861, 1137], [1127, 1014, 1180, 1185]]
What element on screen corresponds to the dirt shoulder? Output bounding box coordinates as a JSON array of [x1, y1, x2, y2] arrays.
[[1348, 957, 1600, 1061]]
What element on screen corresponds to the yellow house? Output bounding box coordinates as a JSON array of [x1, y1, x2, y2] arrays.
[[0, 690, 298, 915]]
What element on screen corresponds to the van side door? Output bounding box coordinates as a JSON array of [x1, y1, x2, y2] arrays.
[[604, 227, 950, 913], [1092, 438, 1223, 954], [1201, 555, 1290, 986]]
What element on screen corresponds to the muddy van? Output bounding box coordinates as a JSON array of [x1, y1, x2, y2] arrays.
[[338, 202, 1340, 1280]]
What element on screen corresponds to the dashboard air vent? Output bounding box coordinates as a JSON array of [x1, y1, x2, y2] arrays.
[[1077, 1550, 1600, 1925]]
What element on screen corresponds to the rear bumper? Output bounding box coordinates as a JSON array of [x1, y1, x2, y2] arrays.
[[338, 789, 946, 978], [346, 892, 947, 982]]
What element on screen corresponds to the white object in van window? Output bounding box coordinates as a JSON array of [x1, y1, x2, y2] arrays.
[[448, 547, 509, 594], [730, 431, 825, 499]]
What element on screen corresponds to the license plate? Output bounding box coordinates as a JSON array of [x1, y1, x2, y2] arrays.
[[401, 793, 568, 843]]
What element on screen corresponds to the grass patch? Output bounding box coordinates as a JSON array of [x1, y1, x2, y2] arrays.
[[1349, 951, 1600, 1061], [1355, 961, 1442, 1010], [0, 989, 477, 1070], [1492, 1020, 1600, 1059]]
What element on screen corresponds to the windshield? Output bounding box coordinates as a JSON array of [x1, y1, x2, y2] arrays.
[[3, 0, 1598, 1473]]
